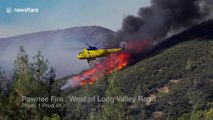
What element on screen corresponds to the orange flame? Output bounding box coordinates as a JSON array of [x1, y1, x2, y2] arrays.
[[78, 52, 130, 86]]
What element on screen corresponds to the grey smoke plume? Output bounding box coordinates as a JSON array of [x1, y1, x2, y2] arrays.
[[110, 0, 213, 46]]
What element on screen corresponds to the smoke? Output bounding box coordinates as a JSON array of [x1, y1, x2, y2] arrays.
[[61, 79, 78, 90], [109, 0, 213, 47], [61, 77, 87, 90]]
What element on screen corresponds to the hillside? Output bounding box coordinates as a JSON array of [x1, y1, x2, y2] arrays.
[[63, 21, 213, 119], [0, 26, 114, 77], [118, 37, 213, 119]]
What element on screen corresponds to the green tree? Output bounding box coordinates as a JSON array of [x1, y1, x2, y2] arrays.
[[7, 47, 57, 119], [132, 84, 147, 119], [30, 51, 48, 81], [0, 67, 9, 119], [101, 71, 129, 120], [30, 51, 52, 96], [7, 46, 35, 119], [0, 66, 9, 96]]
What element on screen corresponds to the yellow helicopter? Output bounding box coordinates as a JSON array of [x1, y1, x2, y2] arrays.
[[77, 42, 127, 63]]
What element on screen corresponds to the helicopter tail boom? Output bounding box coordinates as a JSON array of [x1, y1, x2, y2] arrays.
[[107, 48, 123, 53]]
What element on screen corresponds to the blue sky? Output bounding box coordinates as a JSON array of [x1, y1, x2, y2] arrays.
[[0, 0, 150, 38]]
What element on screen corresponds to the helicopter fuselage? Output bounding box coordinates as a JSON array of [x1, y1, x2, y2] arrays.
[[77, 48, 123, 60]]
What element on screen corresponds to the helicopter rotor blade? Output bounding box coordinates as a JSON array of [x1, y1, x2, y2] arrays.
[[64, 47, 85, 51], [78, 40, 91, 47], [77, 39, 101, 49], [94, 41, 101, 46]]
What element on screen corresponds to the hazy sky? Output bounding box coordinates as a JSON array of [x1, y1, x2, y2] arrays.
[[0, 0, 150, 38]]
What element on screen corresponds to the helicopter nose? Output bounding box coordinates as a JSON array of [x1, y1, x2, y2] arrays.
[[77, 54, 81, 58], [77, 54, 83, 59]]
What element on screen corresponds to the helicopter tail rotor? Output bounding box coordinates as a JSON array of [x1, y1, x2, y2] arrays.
[[120, 42, 127, 49]]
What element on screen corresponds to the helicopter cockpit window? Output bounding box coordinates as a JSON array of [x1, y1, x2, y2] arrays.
[[87, 46, 98, 50], [79, 51, 84, 54]]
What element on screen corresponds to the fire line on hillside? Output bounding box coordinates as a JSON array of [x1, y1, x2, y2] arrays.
[[61, 40, 151, 89]]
